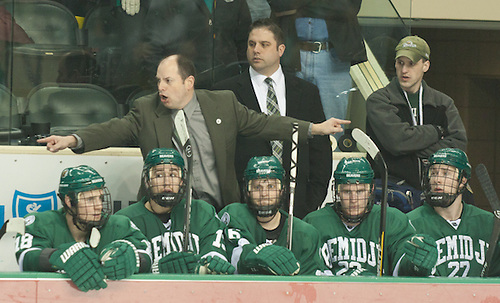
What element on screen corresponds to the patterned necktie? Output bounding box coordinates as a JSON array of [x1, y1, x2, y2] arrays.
[[265, 77, 283, 163]]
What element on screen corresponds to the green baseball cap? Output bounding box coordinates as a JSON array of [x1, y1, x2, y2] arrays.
[[395, 35, 430, 63]]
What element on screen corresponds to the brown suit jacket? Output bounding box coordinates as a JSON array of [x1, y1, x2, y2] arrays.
[[75, 89, 310, 209]]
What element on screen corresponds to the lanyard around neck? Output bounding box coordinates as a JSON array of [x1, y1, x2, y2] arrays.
[[403, 84, 423, 126]]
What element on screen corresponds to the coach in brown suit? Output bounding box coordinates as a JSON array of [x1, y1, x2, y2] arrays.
[[39, 54, 349, 211]]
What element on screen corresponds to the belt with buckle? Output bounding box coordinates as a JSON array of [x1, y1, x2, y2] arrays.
[[299, 41, 331, 53]]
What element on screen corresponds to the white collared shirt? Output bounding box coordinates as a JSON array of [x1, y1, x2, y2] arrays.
[[249, 65, 287, 116]]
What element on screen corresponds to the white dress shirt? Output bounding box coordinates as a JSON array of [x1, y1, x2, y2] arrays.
[[249, 65, 287, 116]]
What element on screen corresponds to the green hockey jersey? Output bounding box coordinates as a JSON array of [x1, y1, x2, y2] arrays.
[[304, 204, 416, 276], [115, 197, 229, 271], [218, 203, 330, 275], [15, 208, 151, 272], [407, 202, 500, 277]]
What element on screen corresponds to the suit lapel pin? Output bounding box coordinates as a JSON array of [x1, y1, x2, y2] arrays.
[[216, 118, 222, 125]]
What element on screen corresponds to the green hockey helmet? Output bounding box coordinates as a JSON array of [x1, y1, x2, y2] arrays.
[[334, 157, 374, 185], [428, 148, 471, 180], [424, 148, 471, 208], [59, 165, 105, 197], [58, 165, 111, 231], [143, 148, 186, 208], [143, 148, 185, 175], [333, 157, 375, 224], [243, 156, 285, 219], [244, 156, 285, 183]]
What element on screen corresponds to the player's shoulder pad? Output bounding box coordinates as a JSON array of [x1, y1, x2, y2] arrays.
[[106, 214, 136, 230], [303, 206, 331, 223], [24, 209, 61, 227], [191, 199, 218, 215], [292, 217, 321, 237]]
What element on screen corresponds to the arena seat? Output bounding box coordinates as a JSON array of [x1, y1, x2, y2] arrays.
[[1, 0, 80, 45], [1, 0, 94, 97], [0, 84, 23, 143], [26, 83, 119, 136]]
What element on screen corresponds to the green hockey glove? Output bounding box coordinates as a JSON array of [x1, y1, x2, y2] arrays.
[[403, 234, 438, 275], [158, 251, 200, 273], [243, 243, 300, 276], [99, 240, 140, 280], [49, 242, 107, 292], [197, 255, 236, 275]]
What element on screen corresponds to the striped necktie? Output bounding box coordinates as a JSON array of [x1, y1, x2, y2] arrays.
[[265, 77, 283, 163]]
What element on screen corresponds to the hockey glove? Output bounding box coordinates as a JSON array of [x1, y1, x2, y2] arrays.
[[403, 234, 438, 275], [158, 251, 200, 274], [242, 243, 300, 276], [49, 242, 107, 292], [99, 240, 140, 280], [197, 255, 236, 275]]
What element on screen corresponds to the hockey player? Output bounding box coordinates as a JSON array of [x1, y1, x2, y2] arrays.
[[407, 148, 500, 277], [218, 156, 329, 275], [304, 157, 438, 276], [15, 165, 152, 292], [115, 148, 235, 274]]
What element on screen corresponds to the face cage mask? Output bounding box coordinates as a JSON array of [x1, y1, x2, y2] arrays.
[[145, 170, 186, 209], [245, 179, 284, 221], [423, 167, 466, 208], [333, 183, 374, 224], [65, 187, 112, 232]]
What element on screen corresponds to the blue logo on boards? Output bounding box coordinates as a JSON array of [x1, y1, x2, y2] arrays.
[[12, 190, 57, 218], [0, 205, 4, 228]]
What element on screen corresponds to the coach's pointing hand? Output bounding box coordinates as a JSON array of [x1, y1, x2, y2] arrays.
[[37, 135, 77, 153], [311, 118, 351, 136]]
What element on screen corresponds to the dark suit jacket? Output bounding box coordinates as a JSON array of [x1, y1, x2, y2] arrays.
[[213, 70, 332, 218], [75, 89, 311, 211]]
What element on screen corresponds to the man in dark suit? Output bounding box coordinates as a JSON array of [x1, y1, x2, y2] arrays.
[[214, 19, 332, 218], [38, 54, 347, 212]]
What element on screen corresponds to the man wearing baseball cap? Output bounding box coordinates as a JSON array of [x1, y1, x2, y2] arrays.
[[365, 35, 468, 209]]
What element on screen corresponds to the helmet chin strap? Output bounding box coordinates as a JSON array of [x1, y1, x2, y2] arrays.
[[152, 192, 179, 207], [337, 205, 366, 225], [146, 178, 186, 209], [73, 216, 99, 232], [428, 192, 457, 208], [427, 181, 467, 208], [256, 211, 279, 224]]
